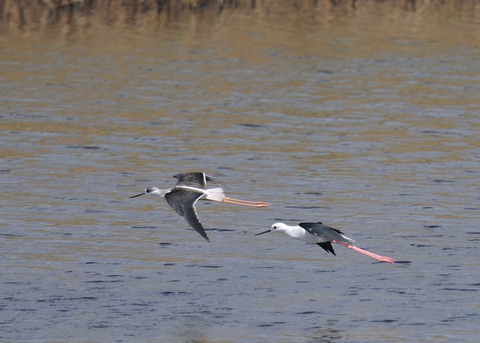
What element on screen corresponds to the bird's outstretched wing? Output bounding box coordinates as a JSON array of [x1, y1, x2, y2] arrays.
[[165, 188, 210, 242], [204, 174, 220, 186], [173, 172, 220, 189], [173, 172, 207, 188], [316, 242, 336, 255]]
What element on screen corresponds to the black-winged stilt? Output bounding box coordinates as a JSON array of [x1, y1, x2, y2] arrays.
[[131, 172, 270, 242], [255, 222, 395, 264]]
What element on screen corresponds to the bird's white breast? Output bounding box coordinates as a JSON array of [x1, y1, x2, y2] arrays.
[[286, 226, 321, 242]]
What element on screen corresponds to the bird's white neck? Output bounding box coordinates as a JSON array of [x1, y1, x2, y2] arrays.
[[148, 187, 170, 197]]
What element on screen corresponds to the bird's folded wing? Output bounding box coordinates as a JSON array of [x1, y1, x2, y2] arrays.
[[299, 222, 341, 239], [299, 222, 354, 244]]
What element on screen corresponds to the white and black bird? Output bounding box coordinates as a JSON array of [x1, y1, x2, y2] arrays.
[[255, 222, 395, 264], [130, 172, 270, 242]]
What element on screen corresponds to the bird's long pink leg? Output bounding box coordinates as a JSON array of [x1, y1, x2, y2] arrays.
[[222, 197, 271, 207], [332, 241, 395, 264]]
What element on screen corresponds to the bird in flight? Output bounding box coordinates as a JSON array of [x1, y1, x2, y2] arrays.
[[131, 172, 270, 241], [256, 222, 395, 264]]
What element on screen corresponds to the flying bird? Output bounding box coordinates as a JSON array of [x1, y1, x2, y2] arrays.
[[256, 222, 395, 264], [131, 172, 270, 241]]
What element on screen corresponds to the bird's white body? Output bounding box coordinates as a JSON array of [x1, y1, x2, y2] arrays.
[[146, 185, 226, 202], [272, 223, 315, 241], [179, 186, 226, 202]]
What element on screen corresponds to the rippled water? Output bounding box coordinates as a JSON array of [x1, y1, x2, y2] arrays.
[[1, 3, 479, 342]]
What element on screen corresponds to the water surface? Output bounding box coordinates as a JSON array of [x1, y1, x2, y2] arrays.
[[1, 2, 479, 342]]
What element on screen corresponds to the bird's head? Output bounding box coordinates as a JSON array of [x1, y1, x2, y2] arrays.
[[130, 186, 164, 198], [255, 222, 288, 236], [271, 222, 289, 233], [145, 187, 162, 195]]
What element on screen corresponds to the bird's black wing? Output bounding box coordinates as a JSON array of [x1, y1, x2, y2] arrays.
[[299, 222, 347, 255], [204, 174, 220, 186], [164, 188, 210, 242], [173, 172, 221, 189], [316, 242, 336, 255], [173, 172, 208, 189], [299, 222, 345, 238]]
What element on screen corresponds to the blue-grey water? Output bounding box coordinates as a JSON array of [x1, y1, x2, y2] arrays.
[[1, 2, 479, 342]]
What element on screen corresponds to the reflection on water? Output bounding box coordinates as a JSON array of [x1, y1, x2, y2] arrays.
[[2, 0, 480, 36], [1, 1, 479, 342]]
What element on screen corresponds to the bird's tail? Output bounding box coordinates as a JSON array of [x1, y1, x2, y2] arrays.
[[204, 187, 226, 202], [340, 234, 355, 244]]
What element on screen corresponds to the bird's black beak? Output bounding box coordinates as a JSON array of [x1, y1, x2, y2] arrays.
[[130, 192, 146, 199], [255, 229, 272, 236]]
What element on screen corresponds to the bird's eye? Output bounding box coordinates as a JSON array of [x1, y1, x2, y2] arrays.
[[145, 188, 151, 193], [272, 225, 277, 230]]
